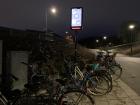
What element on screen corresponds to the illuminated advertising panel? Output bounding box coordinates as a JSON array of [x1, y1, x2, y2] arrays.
[[71, 7, 83, 30]]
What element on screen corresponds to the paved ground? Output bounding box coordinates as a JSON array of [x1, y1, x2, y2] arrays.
[[94, 79, 140, 105], [116, 54, 140, 95]]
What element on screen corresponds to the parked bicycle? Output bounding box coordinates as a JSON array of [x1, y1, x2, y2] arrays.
[[96, 50, 122, 81], [20, 62, 95, 105], [60, 55, 111, 96]]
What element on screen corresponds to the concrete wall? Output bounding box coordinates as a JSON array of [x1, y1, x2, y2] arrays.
[[11, 51, 28, 90]]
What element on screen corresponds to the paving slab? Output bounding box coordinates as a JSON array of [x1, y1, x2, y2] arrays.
[[94, 79, 140, 105]]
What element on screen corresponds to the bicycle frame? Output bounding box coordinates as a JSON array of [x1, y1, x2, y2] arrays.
[[0, 92, 8, 105], [74, 65, 84, 80]]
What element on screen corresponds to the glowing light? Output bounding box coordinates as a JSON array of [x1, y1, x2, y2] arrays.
[[103, 36, 107, 40], [51, 7, 57, 14], [129, 24, 135, 30], [96, 39, 99, 43]]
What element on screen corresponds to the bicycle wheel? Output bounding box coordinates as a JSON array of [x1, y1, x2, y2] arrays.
[[103, 71, 113, 92], [59, 90, 95, 105], [86, 76, 110, 96], [109, 64, 122, 81]]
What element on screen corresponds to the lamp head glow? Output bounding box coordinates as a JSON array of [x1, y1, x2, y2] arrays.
[[103, 36, 107, 40], [129, 24, 135, 30], [51, 7, 57, 14], [96, 39, 99, 43]]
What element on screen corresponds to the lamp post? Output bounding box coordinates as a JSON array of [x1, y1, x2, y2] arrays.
[[46, 7, 57, 32], [102, 36, 108, 50], [96, 39, 99, 48], [102, 36, 107, 46], [128, 24, 135, 55]]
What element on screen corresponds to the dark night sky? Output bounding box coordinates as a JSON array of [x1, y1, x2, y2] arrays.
[[0, 0, 140, 39]]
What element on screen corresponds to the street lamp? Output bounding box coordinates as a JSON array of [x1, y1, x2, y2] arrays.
[[102, 36, 107, 47], [51, 7, 57, 14], [103, 36, 107, 40], [128, 24, 135, 55], [96, 39, 99, 43], [129, 24, 135, 30], [46, 6, 57, 32], [96, 39, 99, 48]]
